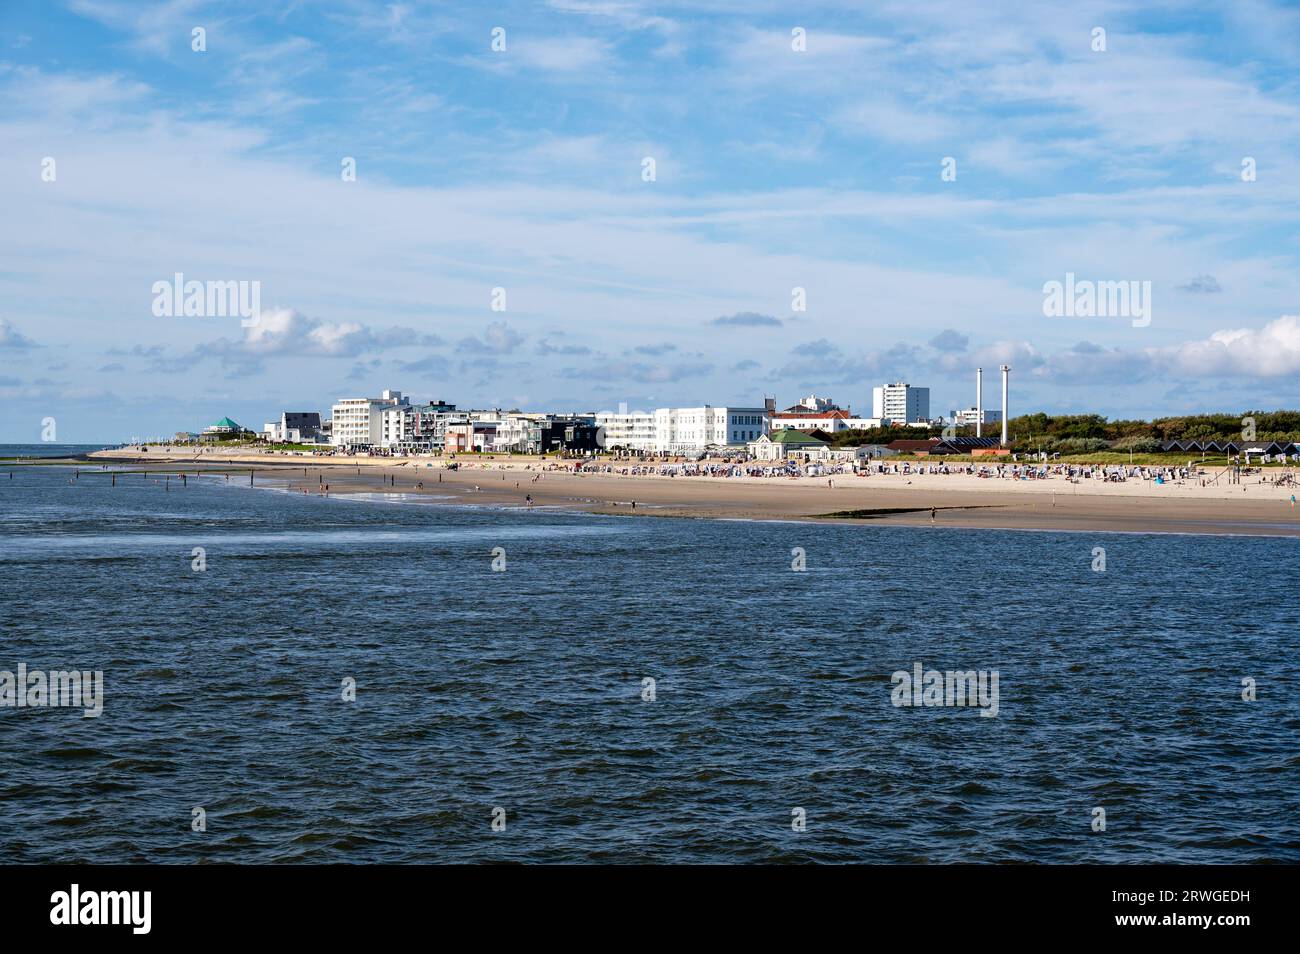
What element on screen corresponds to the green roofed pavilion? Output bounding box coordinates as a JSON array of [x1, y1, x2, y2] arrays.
[[766, 428, 828, 445]]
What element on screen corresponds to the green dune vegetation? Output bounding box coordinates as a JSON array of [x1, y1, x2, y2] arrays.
[[823, 410, 1300, 462]]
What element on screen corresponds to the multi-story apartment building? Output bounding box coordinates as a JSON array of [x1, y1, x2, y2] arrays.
[[379, 400, 459, 451], [330, 389, 408, 450], [445, 421, 498, 453], [951, 407, 1002, 428], [492, 413, 597, 453], [594, 409, 657, 451], [872, 383, 931, 426], [596, 405, 769, 453]]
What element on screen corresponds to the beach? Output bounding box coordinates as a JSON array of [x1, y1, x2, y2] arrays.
[[75, 448, 1300, 536]]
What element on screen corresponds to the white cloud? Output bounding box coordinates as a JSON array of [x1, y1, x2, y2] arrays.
[[220, 308, 440, 359], [1163, 315, 1300, 377]]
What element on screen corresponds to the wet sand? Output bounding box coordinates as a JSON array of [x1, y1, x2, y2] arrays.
[[74, 450, 1300, 537]]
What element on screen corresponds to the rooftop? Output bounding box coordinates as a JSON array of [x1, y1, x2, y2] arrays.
[[765, 428, 829, 445]]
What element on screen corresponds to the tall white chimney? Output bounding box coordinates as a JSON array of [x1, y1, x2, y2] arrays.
[[975, 367, 983, 437], [1000, 365, 1010, 446]]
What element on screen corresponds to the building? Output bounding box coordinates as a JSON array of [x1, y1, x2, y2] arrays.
[[402, 401, 461, 451], [330, 389, 409, 450], [951, 407, 1001, 428], [655, 406, 770, 453], [489, 413, 599, 454], [596, 405, 769, 453], [886, 437, 1005, 456], [1161, 439, 1300, 458], [886, 438, 942, 456], [594, 409, 658, 452], [262, 411, 324, 443], [933, 436, 1004, 455], [201, 417, 249, 441], [844, 444, 896, 459], [785, 394, 840, 413], [872, 383, 931, 425], [538, 419, 600, 454], [769, 408, 890, 432], [492, 412, 548, 453], [445, 421, 498, 453], [747, 428, 828, 461], [379, 404, 415, 449]]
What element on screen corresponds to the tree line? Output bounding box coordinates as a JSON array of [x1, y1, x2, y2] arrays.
[[822, 410, 1300, 453]]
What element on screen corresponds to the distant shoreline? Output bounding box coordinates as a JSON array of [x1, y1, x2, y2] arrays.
[[12, 448, 1291, 538]]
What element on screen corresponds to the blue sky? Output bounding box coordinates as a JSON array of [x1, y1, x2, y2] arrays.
[[2, 0, 1298, 441]]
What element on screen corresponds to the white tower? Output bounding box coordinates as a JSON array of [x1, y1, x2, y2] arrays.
[[1000, 365, 1010, 446], [975, 367, 983, 438]]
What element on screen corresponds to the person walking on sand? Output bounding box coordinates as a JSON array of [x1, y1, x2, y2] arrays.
[[930, 507, 936, 523], [526, 494, 533, 508]]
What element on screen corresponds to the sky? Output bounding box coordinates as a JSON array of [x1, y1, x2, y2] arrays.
[[1, 0, 1298, 441]]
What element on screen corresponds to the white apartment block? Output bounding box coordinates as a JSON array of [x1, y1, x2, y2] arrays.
[[594, 409, 657, 451], [380, 404, 415, 447], [596, 405, 768, 453], [330, 389, 408, 449], [952, 407, 1002, 427], [492, 413, 545, 453], [872, 383, 930, 425]]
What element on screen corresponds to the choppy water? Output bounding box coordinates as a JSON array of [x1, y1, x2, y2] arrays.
[[1, 465, 1297, 863]]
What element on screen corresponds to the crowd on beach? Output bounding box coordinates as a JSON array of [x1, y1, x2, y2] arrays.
[[504, 456, 1297, 489], [548, 458, 1227, 484], [105, 444, 1294, 491]]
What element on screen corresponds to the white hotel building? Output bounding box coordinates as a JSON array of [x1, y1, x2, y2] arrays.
[[330, 389, 409, 450], [596, 405, 769, 453]]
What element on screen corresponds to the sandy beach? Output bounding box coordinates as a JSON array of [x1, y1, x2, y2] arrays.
[[64, 447, 1300, 537]]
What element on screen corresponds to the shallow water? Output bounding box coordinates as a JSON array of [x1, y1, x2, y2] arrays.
[[1, 464, 1297, 862]]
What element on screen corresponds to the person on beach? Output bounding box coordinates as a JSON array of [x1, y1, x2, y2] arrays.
[[931, 507, 936, 523], [526, 494, 533, 508]]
